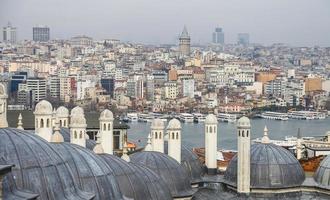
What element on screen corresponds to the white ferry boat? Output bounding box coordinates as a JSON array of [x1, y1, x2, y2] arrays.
[[261, 112, 289, 121], [127, 113, 138, 122], [179, 113, 194, 123], [193, 113, 206, 123], [138, 113, 154, 123], [253, 135, 315, 148], [288, 111, 327, 120], [217, 113, 236, 123]]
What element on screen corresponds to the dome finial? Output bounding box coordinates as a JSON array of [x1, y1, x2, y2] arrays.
[[51, 117, 64, 143], [17, 113, 24, 130], [121, 141, 130, 162], [144, 134, 152, 151], [93, 131, 105, 154], [261, 125, 270, 144]]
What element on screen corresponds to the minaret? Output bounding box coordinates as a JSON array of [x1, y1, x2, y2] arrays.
[[151, 118, 165, 153], [34, 100, 53, 142], [99, 109, 114, 154], [70, 112, 87, 147], [296, 128, 303, 160], [144, 134, 152, 151], [17, 113, 24, 130], [179, 26, 191, 57], [56, 106, 69, 128], [205, 114, 218, 175], [0, 83, 8, 128], [237, 116, 251, 194], [93, 131, 105, 154], [51, 117, 64, 143], [167, 118, 181, 163], [121, 141, 130, 162]]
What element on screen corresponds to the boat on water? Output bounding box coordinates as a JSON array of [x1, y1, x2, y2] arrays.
[[126, 113, 138, 122], [138, 113, 154, 123], [217, 113, 237, 123], [253, 135, 315, 148], [178, 113, 194, 123], [261, 111, 289, 121], [288, 111, 327, 120], [193, 113, 206, 123]]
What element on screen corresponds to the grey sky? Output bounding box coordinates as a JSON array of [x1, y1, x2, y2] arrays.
[[1, 0, 330, 46]]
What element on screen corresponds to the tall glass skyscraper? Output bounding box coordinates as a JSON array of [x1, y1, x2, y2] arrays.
[[212, 27, 224, 45], [2, 22, 17, 43], [237, 33, 250, 46]]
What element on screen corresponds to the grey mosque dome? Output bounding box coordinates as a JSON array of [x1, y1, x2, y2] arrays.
[[0, 128, 94, 200], [50, 142, 124, 200], [98, 153, 173, 200], [314, 155, 330, 188], [224, 142, 305, 189], [130, 151, 196, 198]]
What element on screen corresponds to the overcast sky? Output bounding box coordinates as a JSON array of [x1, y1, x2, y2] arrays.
[[1, 0, 330, 46]]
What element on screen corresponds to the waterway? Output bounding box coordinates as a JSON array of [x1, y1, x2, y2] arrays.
[[127, 118, 330, 150]]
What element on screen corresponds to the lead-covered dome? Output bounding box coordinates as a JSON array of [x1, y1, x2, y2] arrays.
[[130, 151, 195, 198], [99, 109, 114, 121], [99, 154, 172, 200], [50, 143, 124, 200], [0, 128, 94, 200], [224, 143, 305, 189], [314, 155, 330, 188], [34, 100, 53, 115], [56, 106, 69, 117]]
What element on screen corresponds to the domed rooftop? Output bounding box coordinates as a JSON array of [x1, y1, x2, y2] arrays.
[[51, 143, 124, 200], [151, 118, 164, 129], [205, 114, 217, 124], [164, 142, 204, 184], [99, 154, 173, 200], [56, 106, 69, 117], [224, 143, 305, 189], [99, 109, 114, 121], [167, 118, 181, 129], [34, 100, 53, 115], [130, 151, 196, 198], [314, 155, 330, 188], [237, 116, 250, 128], [60, 128, 96, 150], [71, 106, 84, 116], [0, 128, 94, 200], [70, 115, 87, 127]]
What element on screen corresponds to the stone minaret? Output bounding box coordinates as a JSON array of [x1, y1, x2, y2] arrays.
[[179, 26, 191, 57], [99, 109, 114, 154], [144, 134, 152, 151], [151, 118, 165, 153], [93, 132, 105, 154], [0, 83, 8, 128], [17, 113, 23, 130], [237, 116, 251, 194], [167, 118, 181, 163], [56, 106, 69, 128], [70, 113, 87, 147], [34, 100, 53, 142], [205, 114, 218, 175], [51, 117, 64, 143], [296, 128, 303, 160]]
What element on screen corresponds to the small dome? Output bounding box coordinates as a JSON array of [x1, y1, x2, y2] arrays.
[[93, 143, 104, 154], [224, 143, 305, 189], [167, 118, 181, 129], [56, 106, 69, 118], [0, 83, 6, 96], [99, 154, 173, 200], [130, 151, 195, 198], [71, 106, 84, 116], [34, 100, 53, 115], [205, 114, 217, 124], [151, 118, 164, 129], [70, 115, 87, 127], [237, 116, 250, 128], [314, 155, 330, 188], [99, 109, 114, 121]]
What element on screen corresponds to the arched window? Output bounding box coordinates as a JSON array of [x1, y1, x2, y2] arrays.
[[209, 126, 212, 133], [172, 132, 174, 139], [159, 132, 162, 139], [247, 130, 249, 137], [63, 120, 66, 127], [155, 132, 158, 139], [79, 131, 83, 139], [36, 119, 38, 128], [74, 131, 77, 138], [242, 130, 245, 137], [46, 119, 50, 127], [108, 123, 111, 131], [103, 123, 106, 131], [238, 130, 240, 137], [40, 119, 44, 128], [59, 120, 62, 127], [176, 132, 179, 139]]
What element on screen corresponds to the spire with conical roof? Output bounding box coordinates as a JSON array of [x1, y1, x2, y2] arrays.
[[180, 25, 190, 39], [261, 126, 270, 144], [17, 113, 23, 130]]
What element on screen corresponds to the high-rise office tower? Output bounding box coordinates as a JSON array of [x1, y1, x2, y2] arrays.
[[212, 27, 224, 45], [3, 22, 17, 43], [179, 26, 191, 57], [33, 26, 50, 42], [237, 33, 250, 46]]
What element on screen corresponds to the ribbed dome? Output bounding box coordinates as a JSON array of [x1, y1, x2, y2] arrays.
[[224, 143, 305, 189], [130, 151, 195, 198], [167, 118, 181, 129], [99, 109, 114, 121], [51, 143, 124, 200], [314, 155, 330, 188], [34, 100, 53, 115], [151, 118, 164, 129], [164, 142, 204, 184], [99, 154, 173, 200], [205, 114, 217, 124], [56, 106, 69, 117], [0, 128, 94, 200], [71, 106, 84, 116]]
